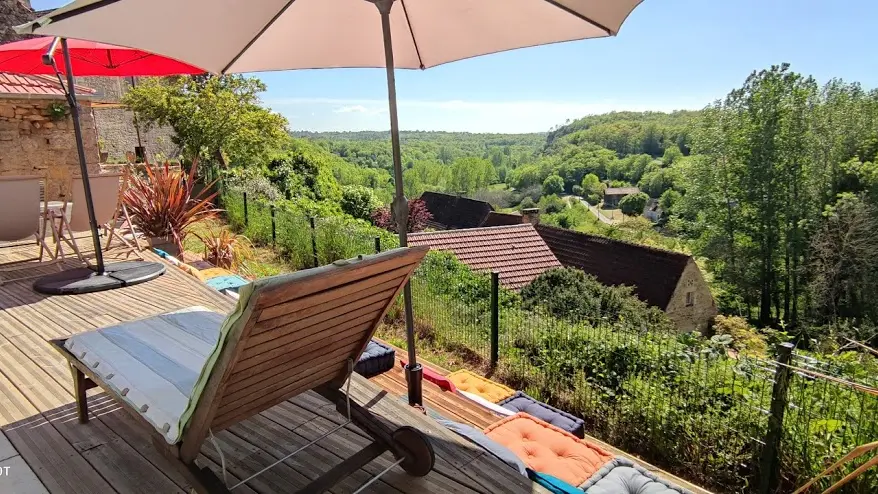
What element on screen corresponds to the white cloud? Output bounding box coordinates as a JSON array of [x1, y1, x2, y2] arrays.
[[333, 104, 369, 113]]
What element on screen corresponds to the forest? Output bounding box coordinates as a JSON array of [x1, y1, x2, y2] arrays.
[[295, 65, 878, 345]]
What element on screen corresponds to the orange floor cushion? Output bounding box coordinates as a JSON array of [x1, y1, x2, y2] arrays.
[[484, 413, 613, 486], [447, 369, 515, 403]]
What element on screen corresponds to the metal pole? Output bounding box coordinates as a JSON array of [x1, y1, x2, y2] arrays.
[[490, 272, 499, 368], [310, 216, 319, 268], [61, 39, 105, 274], [375, 0, 422, 406], [270, 204, 276, 245], [243, 192, 248, 226]]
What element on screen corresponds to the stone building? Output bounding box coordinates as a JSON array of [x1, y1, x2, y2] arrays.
[[1, 0, 177, 163], [536, 223, 717, 332], [81, 76, 180, 162], [0, 73, 101, 200]]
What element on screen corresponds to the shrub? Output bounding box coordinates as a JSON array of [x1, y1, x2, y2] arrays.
[[340, 185, 378, 220], [538, 194, 566, 214], [372, 198, 432, 233], [521, 267, 676, 332], [194, 227, 252, 270], [619, 191, 649, 216], [571, 184, 584, 196], [711, 315, 768, 356], [518, 196, 536, 210]]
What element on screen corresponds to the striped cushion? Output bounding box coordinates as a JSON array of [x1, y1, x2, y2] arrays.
[[64, 307, 225, 444]]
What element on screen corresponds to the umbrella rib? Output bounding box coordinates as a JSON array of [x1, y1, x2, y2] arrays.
[[44, 0, 124, 25], [220, 0, 298, 74], [399, 0, 425, 70], [540, 0, 614, 36]]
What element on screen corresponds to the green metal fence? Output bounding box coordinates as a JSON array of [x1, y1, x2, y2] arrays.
[[217, 186, 878, 493]]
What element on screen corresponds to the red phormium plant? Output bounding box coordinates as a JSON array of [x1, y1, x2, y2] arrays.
[[371, 198, 432, 233], [123, 159, 220, 254]]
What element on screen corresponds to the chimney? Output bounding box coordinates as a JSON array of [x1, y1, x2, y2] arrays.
[[521, 208, 540, 225]]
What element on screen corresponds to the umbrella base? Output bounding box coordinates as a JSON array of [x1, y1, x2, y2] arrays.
[[33, 261, 166, 295]]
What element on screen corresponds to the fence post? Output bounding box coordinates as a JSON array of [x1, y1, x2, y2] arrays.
[[310, 216, 319, 268], [758, 342, 794, 494], [490, 272, 499, 368], [243, 192, 249, 226], [270, 205, 276, 245], [374, 236, 381, 254]]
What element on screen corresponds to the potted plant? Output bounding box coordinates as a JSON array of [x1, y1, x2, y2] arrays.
[[123, 158, 220, 257]]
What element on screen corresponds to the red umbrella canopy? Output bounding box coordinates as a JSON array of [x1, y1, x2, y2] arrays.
[[0, 36, 205, 76]]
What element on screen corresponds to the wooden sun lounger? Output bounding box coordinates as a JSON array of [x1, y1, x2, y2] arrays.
[[51, 246, 432, 493]]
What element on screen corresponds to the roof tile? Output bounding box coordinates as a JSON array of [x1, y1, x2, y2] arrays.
[[0, 73, 95, 97], [409, 224, 561, 290]]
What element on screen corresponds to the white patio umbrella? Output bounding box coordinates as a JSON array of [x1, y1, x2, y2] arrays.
[[18, 0, 644, 405]]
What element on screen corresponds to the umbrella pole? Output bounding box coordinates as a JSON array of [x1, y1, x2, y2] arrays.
[[61, 38, 105, 274], [376, 0, 422, 407]]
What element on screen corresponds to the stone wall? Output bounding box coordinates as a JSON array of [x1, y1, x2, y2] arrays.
[[0, 98, 101, 201], [79, 76, 179, 163], [665, 259, 718, 332]]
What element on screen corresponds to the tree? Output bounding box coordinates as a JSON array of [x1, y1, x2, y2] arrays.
[[450, 157, 495, 193], [658, 189, 682, 216], [619, 192, 648, 216], [123, 75, 288, 167], [372, 199, 433, 233], [638, 167, 680, 198], [542, 174, 565, 196], [808, 194, 878, 324], [580, 173, 604, 205], [340, 185, 378, 221]]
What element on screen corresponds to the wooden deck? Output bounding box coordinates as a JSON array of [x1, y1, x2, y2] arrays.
[[0, 241, 545, 494]]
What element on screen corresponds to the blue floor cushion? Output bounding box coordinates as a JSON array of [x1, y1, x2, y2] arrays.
[[580, 458, 692, 494], [527, 469, 583, 494], [439, 419, 528, 477], [498, 391, 585, 438], [354, 339, 395, 377]]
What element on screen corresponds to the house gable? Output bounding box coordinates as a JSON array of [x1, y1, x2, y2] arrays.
[[664, 259, 718, 332]]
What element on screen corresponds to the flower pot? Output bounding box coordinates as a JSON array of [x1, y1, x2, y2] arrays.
[[148, 236, 180, 257]]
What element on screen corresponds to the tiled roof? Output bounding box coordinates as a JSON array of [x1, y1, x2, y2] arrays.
[[409, 224, 561, 290], [604, 187, 640, 196], [482, 211, 525, 227], [535, 224, 690, 309], [0, 73, 96, 97], [419, 191, 494, 229]]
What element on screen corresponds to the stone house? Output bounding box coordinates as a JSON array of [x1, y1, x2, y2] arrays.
[[603, 186, 640, 208], [1, 0, 177, 163], [0, 73, 101, 200], [535, 223, 717, 332]]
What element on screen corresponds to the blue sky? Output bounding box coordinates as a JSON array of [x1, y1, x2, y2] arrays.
[[33, 0, 878, 133]]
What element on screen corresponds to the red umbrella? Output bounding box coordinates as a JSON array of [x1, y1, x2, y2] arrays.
[[0, 36, 206, 294], [0, 36, 204, 76]]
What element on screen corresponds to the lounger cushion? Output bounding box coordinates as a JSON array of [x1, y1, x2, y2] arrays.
[[498, 391, 585, 438], [439, 419, 528, 476], [447, 369, 515, 403], [459, 391, 516, 417], [354, 340, 395, 377], [579, 457, 692, 494], [484, 413, 613, 487], [64, 306, 225, 444]]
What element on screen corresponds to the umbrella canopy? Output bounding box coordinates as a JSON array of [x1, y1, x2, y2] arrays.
[[17, 0, 644, 403], [0, 36, 204, 76], [16, 0, 642, 74]]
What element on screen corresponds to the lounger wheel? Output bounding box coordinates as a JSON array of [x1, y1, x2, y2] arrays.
[[392, 426, 435, 477]]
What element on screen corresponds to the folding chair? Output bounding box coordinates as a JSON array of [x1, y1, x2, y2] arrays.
[[51, 247, 435, 493], [0, 175, 61, 285]]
